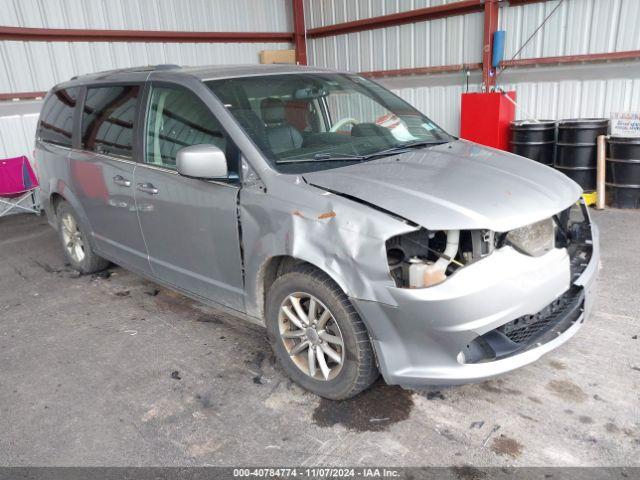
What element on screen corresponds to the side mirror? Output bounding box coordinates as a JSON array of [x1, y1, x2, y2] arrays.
[[176, 144, 228, 179]]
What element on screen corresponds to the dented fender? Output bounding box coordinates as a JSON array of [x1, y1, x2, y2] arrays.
[[239, 174, 417, 319]]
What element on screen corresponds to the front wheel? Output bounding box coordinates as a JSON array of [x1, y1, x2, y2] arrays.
[[265, 266, 379, 399]]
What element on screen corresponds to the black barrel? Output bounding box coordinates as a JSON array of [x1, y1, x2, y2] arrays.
[[510, 120, 556, 166], [555, 118, 608, 191], [606, 137, 640, 208]]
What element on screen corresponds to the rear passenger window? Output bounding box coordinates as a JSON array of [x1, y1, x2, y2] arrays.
[[38, 87, 79, 147], [81, 85, 140, 159], [144, 86, 228, 170]]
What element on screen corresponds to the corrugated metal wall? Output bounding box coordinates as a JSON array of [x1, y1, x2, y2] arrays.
[[304, 0, 469, 28], [500, 0, 640, 59], [0, 0, 291, 31], [0, 0, 293, 159], [304, 0, 483, 72], [382, 62, 640, 135], [2, 0, 640, 158], [304, 0, 640, 61], [0, 41, 291, 93], [0, 0, 293, 93], [0, 102, 40, 160], [305, 0, 640, 136]]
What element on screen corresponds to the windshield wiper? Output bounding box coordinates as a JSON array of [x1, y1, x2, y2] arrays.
[[313, 152, 366, 160], [401, 139, 451, 149], [362, 140, 451, 159], [275, 140, 451, 164], [277, 152, 366, 164]]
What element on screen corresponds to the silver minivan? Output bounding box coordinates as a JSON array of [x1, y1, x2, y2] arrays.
[[35, 64, 599, 399]]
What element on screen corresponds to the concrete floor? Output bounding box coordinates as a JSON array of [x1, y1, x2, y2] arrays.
[[0, 210, 638, 467]]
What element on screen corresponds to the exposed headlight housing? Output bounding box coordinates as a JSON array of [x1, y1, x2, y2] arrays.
[[386, 229, 495, 288], [505, 218, 556, 257], [386, 204, 586, 288]]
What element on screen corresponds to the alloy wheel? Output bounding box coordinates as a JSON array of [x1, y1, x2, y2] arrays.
[[60, 213, 86, 263], [278, 292, 345, 381]]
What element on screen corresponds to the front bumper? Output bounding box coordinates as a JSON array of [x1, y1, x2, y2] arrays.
[[351, 224, 599, 387]]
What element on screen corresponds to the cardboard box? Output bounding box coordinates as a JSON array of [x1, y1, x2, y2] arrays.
[[259, 49, 296, 65], [610, 112, 640, 138]]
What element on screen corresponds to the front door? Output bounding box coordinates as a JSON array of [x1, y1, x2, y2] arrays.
[[133, 84, 244, 311], [70, 84, 150, 273]]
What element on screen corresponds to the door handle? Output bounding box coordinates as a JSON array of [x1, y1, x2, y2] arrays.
[[112, 175, 131, 187], [136, 182, 159, 195]]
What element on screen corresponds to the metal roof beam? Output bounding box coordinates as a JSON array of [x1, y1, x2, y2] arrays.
[[306, 0, 484, 39], [0, 26, 294, 43]]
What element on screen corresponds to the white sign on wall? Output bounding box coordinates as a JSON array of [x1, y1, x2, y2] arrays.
[[610, 112, 640, 138]]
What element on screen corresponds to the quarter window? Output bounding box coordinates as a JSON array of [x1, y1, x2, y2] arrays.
[[144, 86, 228, 170], [81, 85, 140, 159], [38, 87, 79, 148]]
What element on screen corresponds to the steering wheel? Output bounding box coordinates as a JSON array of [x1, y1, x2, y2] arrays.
[[329, 117, 358, 133]]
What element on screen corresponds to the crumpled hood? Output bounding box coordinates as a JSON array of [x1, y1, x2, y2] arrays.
[[303, 140, 582, 232]]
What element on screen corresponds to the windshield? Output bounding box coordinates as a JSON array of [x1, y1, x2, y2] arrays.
[[206, 73, 453, 173]]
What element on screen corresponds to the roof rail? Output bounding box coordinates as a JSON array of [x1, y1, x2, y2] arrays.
[[71, 64, 182, 80], [154, 64, 181, 70]]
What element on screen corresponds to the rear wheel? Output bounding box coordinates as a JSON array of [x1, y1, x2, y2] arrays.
[[265, 265, 379, 399], [57, 201, 109, 274]]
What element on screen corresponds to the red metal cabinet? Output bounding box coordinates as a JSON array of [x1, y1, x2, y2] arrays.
[[460, 92, 516, 152]]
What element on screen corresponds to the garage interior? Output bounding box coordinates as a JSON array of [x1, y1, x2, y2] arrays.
[[0, 0, 639, 470]]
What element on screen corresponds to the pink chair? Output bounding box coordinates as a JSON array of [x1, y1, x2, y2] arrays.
[[0, 155, 40, 217]]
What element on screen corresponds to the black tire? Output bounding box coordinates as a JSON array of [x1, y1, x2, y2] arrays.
[[265, 265, 379, 399], [56, 201, 109, 274]]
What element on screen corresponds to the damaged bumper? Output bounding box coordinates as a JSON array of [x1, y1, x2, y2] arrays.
[[351, 223, 599, 387]]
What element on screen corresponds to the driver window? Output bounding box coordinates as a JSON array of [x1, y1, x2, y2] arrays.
[[145, 86, 229, 170]]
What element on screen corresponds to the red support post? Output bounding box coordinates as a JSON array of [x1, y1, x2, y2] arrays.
[[292, 0, 307, 65], [482, 0, 499, 91]]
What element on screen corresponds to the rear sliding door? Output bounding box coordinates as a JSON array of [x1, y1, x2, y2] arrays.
[[68, 84, 150, 274]]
